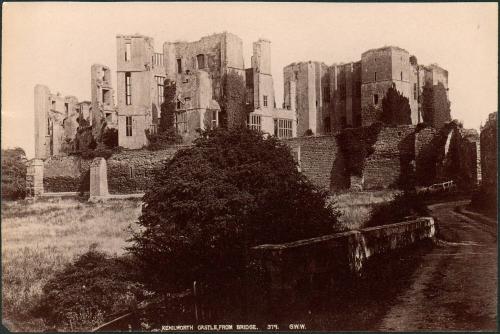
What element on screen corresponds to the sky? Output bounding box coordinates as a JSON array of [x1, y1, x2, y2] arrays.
[[2, 2, 498, 158]]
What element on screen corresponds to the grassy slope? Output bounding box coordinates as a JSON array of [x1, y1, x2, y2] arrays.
[[331, 190, 399, 231], [1, 198, 142, 332]]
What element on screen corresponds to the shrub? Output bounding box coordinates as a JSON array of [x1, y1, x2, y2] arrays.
[[159, 79, 177, 132], [129, 127, 340, 306], [145, 128, 182, 151], [33, 247, 143, 331], [80, 148, 115, 160], [304, 129, 314, 136], [102, 128, 118, 148], [381, 86, 412, 125], [2, 148, 27, 200], [220, 71, 248, 129], [366, 191, 429, 228]]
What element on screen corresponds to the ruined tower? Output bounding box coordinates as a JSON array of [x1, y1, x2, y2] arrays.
[[91, 64, 116, 143]]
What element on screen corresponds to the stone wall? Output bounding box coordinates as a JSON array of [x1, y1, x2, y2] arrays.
[[284, 136, 348, 191], [285, 124, 416, 191], [252, 217, 435, 294], [43, 148, 180, 194], [363, 125, 415, 189], [44, 155, 92, 193]]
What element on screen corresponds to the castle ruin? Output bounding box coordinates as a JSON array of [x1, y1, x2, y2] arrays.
[[30, 32, 480, 197]]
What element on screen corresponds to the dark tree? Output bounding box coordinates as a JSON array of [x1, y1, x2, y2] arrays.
[[220, 71, 248, 129], [381, 86, 412, 125], [422, 82, 451, 128], [160, 79, 177, 132], [1, 148, 27, 200], [129, 128, 340, 302]]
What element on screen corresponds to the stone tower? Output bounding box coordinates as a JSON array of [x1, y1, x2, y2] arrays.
[[360, 46, 419, 126]]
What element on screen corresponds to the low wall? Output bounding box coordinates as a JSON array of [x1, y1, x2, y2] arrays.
[[107, 148, 179, 194], [252, 217, 435, 293], [43, 147, 181, 194]]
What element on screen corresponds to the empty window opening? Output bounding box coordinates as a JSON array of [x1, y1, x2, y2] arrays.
[[176, 100, 182, 109], [400, 71, 403, 80], [197, 54, 205, 69], [374, 72, 377, 81], [125, 72, 132, 105], [64, 103, 69, 115], [413, 83, 417, 100], [175, 111, 188, 133], [126, 116, 133, 137], [102, 89, 111, 105], [106, 113, 112, 122], [374, 94, 379, 105], [51, 100, 56, 110], [125, 43, 131, 62], [177, 58, 182, 74], [129, 166, 134, 179], [156, 76, 165, 106], [263, 95, 268, 107]]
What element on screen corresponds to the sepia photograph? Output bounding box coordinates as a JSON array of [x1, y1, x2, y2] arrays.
[[1, 2, 498, 332]]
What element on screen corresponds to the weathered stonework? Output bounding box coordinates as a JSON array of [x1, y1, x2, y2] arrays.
[[89, 158, 109, 201], [285, 46, 449, 132], [26, 159, 44, 197], [252, 217, 435, 294]]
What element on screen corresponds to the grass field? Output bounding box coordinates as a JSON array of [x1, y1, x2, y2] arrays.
[[1, 191, 396, 331], [1, 197, 142, 332]]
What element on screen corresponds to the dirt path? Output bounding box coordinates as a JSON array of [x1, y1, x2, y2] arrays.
[[379, 200, 497, 331]]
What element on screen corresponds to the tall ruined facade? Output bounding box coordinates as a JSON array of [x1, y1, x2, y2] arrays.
[[285, 46, 450, 134], [34, 32, 297, 157]]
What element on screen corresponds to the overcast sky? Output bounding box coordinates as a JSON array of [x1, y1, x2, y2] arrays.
[[2, 2, 498, 158]]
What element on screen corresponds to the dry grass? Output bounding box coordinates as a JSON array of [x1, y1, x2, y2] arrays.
[[330, 190, 400, 231], [1, 197, 142, 332]]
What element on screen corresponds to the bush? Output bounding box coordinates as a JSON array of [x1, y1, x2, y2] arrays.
[[381, 86, 412, 125], [159, 79, 177, 132], [102, 128, 118, 148], [129, 127, 340, 307], [304, 129, 314, 136], [366, 191, 429, 228], [220, 71, 248, 129], [2, 148, 27, 200], [470, 186, 497, 219], [33, 247, 143, 331], [145, 128, 182, 151], [80, 148, 115, 160]]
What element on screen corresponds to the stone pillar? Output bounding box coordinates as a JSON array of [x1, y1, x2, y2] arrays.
[[26, 159, 44, 198], [89, 157, 109, 202]]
